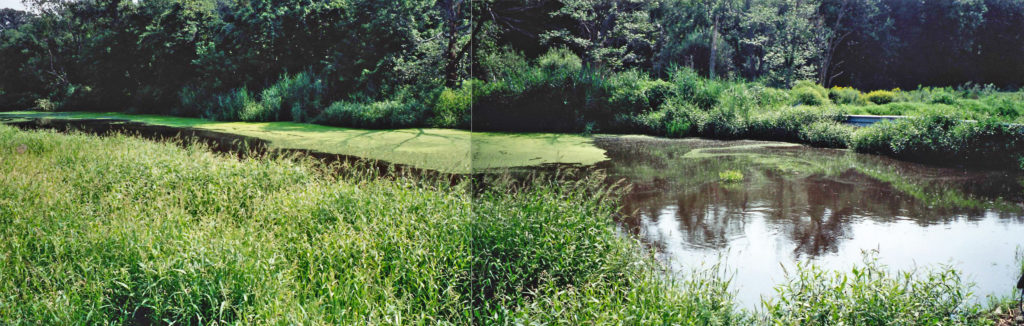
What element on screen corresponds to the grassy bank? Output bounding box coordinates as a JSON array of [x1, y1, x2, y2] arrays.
[[1, 125, 1008, 324], [0, 125, 735, 323]]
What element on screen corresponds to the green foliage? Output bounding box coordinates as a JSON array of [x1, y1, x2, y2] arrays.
[[209, 88, 258, 121], [429, 85, 471, 129], [718, 169, 744, 182], [0, 125, 747, 324], [257, 72, 327, 122], [634, 100, 697, 137], [790, 81, 831, 106], [799, 120, 853, 148], [829, 86, 865, 105], [478, 48, 531, 82], [317, 99, 425, 129], [865, 90, 896, 104], [471, 175, 743, 323], [766, 254, 982, 324], [931, 91, 958, 105], [537, 47, 583, 73], [33, 98, 57, 111], [850, 114, 1024, 169], [670, 67, 726, 110]]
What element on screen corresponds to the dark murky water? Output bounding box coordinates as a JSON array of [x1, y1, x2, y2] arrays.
[[595, 135, 1024, 308]]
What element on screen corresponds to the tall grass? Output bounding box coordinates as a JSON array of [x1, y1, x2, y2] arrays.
[[0, 125, 741, 324], [471, 174, 744, 323], [0, 125, 472, 324], [0, 125, 1011, 324], [765, 254, 983, 324]]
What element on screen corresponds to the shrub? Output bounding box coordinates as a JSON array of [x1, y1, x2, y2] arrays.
[[205, 88, 257, 121], [634, 101, 697, 137], [317, 99, 425, 129], [694, 108, 744, 139], [259, 72, 327, 122], [790, 81, 830, 106], [472, 49, 604, 132], [746, 106, 843, 142], [930, 91, 957, 105], [850, 114, 1024, 169], [752, 85, 792, 108], [537, 47, 583, 73], [429, 85, 471, 129], [606, 70, 671, 114], [865, 90, 896, 104], [238, 100, 272, 122], [176, 85, 210, 117], [829, 86, 865, 105], [977, 95, 1024, 120], [478, 48, 531, 81], [670, 67, 725, 110], [34, 98, 58, 111], [799, 120, 853, 148], [791, 88, 828, 106]]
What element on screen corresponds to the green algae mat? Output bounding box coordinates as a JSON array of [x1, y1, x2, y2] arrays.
[[0, 111, 607, 173]]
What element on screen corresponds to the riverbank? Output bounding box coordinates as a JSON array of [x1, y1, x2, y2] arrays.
[[2, 124, 1015, 324], [8, 108, 1024, 174]]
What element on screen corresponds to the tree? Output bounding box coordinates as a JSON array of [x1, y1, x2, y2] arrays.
[[0, 8, 32, 33], [741, 0, 825, 86]]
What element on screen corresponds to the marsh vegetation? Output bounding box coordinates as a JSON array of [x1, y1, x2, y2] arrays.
[[3, 125, 1014, 324], [3, 0, 1024, 324]]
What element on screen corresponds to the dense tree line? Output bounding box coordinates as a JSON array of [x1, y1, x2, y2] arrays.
[[1, 0, 1022, 125], [473, 0, 1024, 89]]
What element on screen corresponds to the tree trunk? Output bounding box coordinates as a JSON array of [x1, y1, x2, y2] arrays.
[[710, 16, 718, 80]]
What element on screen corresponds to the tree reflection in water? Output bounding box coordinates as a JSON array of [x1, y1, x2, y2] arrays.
[[596, 135, 1024, 305]]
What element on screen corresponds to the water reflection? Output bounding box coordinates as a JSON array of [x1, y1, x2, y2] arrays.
[[595, 136, 1024, 306]]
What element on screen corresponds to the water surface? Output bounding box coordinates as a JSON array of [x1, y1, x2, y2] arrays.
[[595, 135, 1024, 308]]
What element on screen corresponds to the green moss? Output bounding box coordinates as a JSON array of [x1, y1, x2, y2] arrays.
[[471, 132, 608, 171], [0, 111, 609, 173]]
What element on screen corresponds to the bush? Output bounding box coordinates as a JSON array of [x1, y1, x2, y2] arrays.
[[259, 72, 327, 122], [718, 170, 744, 183], [829, 86, 865, 105], [799, 120, 853, 148], [746, 106, 844, 142], [930, 91, 957, 105], [34, 98, 58, 111], [537, 47, 583, 73], [670, 67, 725, 110], [206, 88, 257, 121], [478, 48, 531, 81], [317, 99, 425, 128], [791, 87, 828, 106], [790, 81, 830, 106], [865, 90, 896, 104], [472, 49, 604, 132], [429, 85, 471, 129], [634, 101, 697, 137], [851, 114, 1024, 169]]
